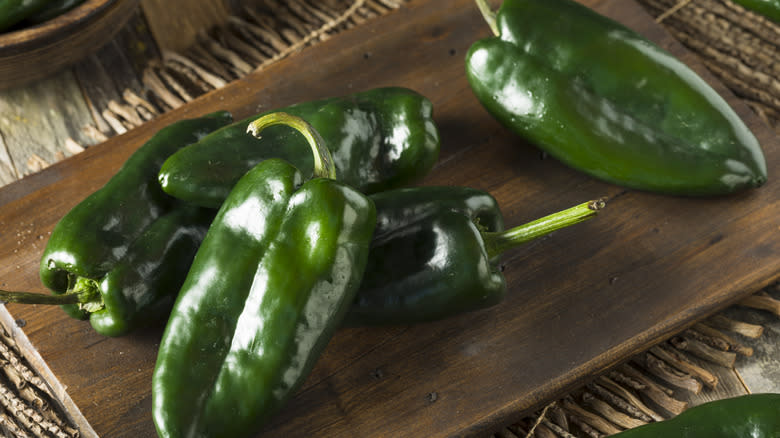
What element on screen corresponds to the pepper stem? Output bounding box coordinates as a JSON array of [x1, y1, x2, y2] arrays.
[[0, 290, 83, 305], [246, 112, 337, 180], [474, 0, 499, 36], [0, 276, 103, 312], [482, 198, 606, 260]]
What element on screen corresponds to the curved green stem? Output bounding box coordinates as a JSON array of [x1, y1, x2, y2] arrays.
[[0, 276, 103, 312], [482, 198, 606, 259], [246, 112, 337, 180], [475, 0, 499, 36]]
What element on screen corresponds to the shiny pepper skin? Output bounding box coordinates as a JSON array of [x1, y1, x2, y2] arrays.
[[609, 394, 780, 438], [466, 0, 767, 196], [38, 111, 232, 335], [345, 186, 506, 325], [153, 154, 376, 436], [158, 87, 440, 208]]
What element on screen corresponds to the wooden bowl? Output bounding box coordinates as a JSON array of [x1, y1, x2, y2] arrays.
[[0, 0, 140, 90]]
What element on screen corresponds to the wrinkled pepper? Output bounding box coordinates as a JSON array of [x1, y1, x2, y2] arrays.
[[153, 113, 377, 438], [0, 112, 232, 336], [466, 0, 767, 196], [346, 186, 603, 326], [158, 87, 440, 208], [610, 393, 780, 437], [731, 0, 780, 22], [0, 0, 56, 31]]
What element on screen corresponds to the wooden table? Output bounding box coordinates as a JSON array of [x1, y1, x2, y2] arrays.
[[0, 1, 777, 437]]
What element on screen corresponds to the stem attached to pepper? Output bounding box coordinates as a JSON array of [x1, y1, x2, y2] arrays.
[[246, 112, 337, 180], [0, 276, 103, 312], [482, 198, 606, 259], [474, 0, 499, 36]]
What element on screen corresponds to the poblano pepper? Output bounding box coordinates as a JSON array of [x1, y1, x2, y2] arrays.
[[0, 111, 232, 336], [158, 87, 440, 208], [25, 0, 86, 24], [346, 187, 604, 326], [153, 113, 377, 438], [0, 0, 55, 31], [609, 393, 780, 437], [466, 0, 767, 196]]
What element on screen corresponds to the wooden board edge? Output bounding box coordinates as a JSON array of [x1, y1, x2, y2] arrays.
[[0, 305, 99, 438]]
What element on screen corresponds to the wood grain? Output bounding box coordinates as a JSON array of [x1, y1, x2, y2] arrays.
[[0, 70, 96, 176], [0, 0, 777, 437]]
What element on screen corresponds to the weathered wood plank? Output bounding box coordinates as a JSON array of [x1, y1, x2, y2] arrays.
[[0, 71, 98, 179]]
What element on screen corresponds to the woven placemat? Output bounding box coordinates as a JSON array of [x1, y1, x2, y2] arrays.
[[495, 283, 780, 438], [1, 0, 777, 436], [81, 0, 408, 140]]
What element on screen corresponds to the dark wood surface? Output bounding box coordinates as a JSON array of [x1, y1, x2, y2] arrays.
[[0, 0, 777, 437]]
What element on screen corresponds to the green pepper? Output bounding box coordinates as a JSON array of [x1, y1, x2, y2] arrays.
[[2, 206, 214, 336], [158, 87, 440, 209], [609, 393, 780, 437], [346, 186, 603, 326], [730, 0, 780, 22], [0, 0, 55, 31], [24, 0, 85, 24], [0, 112, 232, 336], [153, 113, 377, 438], [465, 0, 767, 196]]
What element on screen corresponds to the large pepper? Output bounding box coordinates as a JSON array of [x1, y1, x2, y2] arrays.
[[158, 87, 440, 208], [0, 0, 55, 31], [609, 393, 780, 437], [465, 0, 767, 196], [153, 113, 377, 438], [0, 112, 232, 336], [346, 186, 603, 326]]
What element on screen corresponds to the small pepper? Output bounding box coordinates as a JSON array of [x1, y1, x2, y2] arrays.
[[153, 113, 377, 438], [0, 112, 232, 336], [158, 87, 440, 208], [0, 0, 56, 31], [609, 393, 780, 437], [346, 186, 603, 326], [465, 0, 767, 196], [1, 207, 213, 336]]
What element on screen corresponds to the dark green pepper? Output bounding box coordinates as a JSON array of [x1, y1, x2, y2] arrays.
[[0, 112, 232, 336], [153, 113, 377, 438], [158, 87, 440, 208], [24, 0, 85, 24], [0, 0, 55, 31], [466, 0, 767, 196], [2, 206, 214, 337], [730, 0, 780, 21], [610, 393, 780, 437], [346, 186, 603, 326]]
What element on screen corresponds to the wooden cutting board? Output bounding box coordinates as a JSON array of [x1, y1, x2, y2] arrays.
[[0, 0, 777, 436]]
